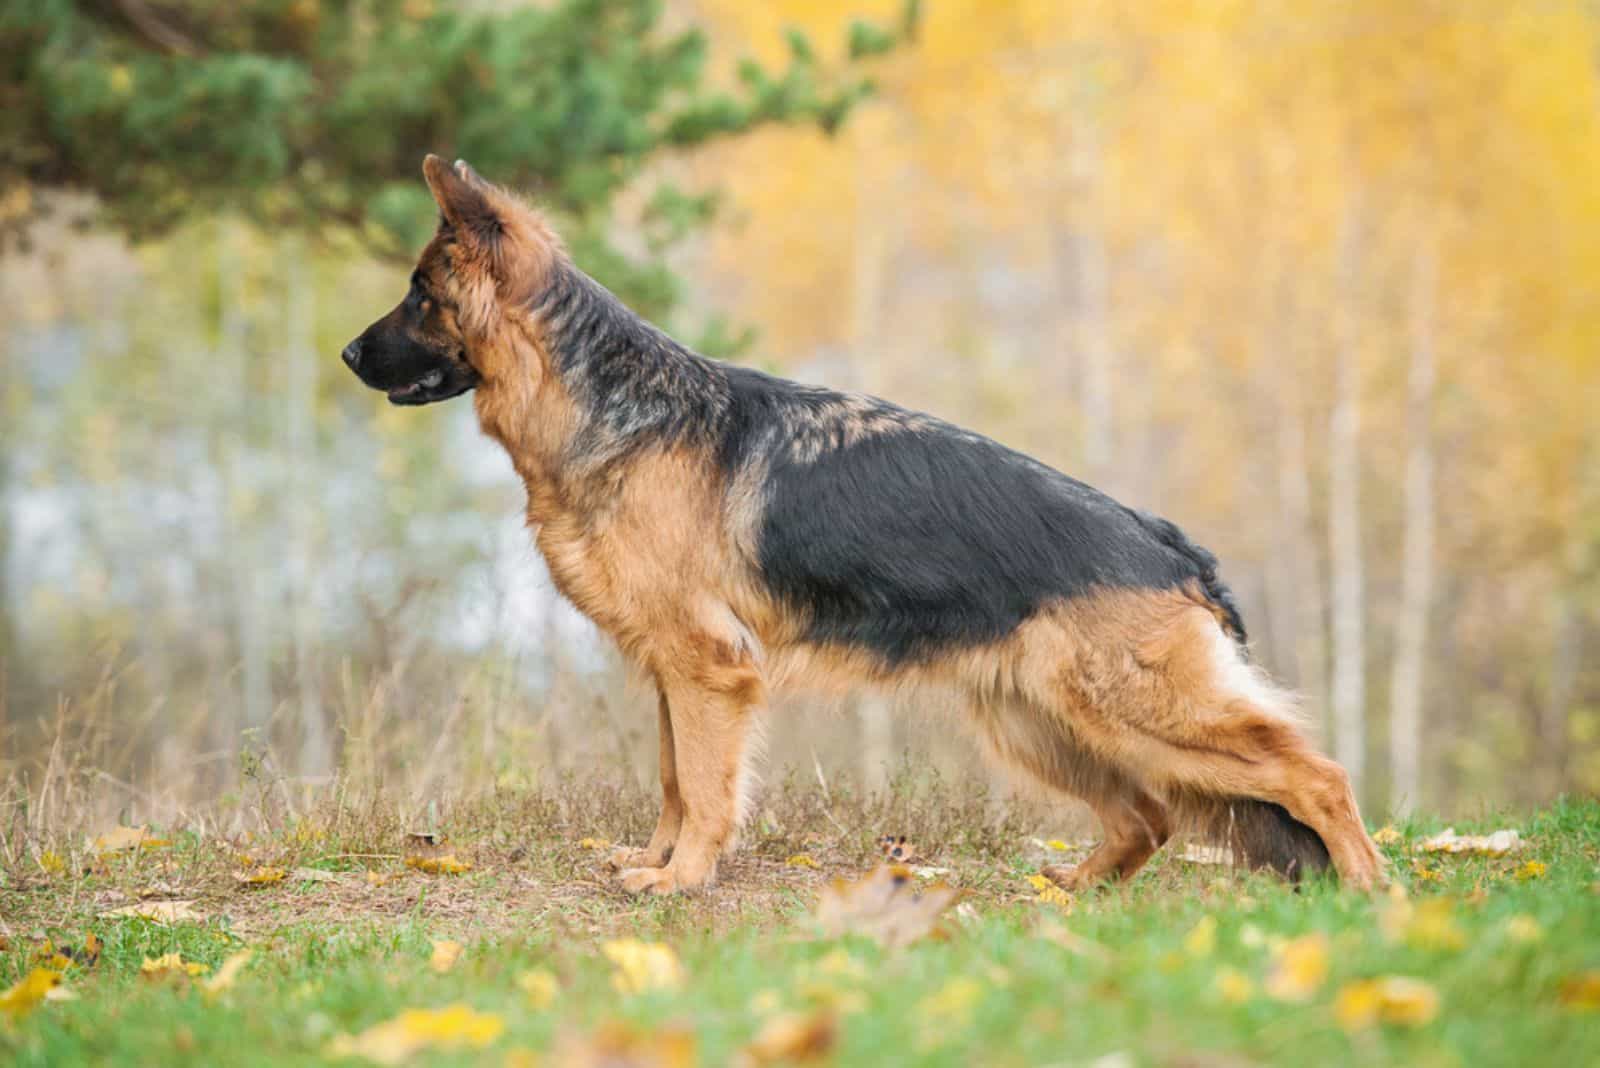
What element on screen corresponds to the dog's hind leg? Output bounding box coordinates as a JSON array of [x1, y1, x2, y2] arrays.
[[609, 689, 682, 871], [1042, 783, 1170, 891], [1056, 597, 1382, 889], [972, 694, 1170, 890]]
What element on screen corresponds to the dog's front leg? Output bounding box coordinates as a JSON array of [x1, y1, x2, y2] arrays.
[[610, 690, 682, 871], [617, 666, 759, 894]]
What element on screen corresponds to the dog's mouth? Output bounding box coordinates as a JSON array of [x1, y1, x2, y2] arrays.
[[385, 365, 477, 406]]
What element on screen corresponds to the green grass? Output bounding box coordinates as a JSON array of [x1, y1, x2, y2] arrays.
[[3, 789, 1598, 1066]]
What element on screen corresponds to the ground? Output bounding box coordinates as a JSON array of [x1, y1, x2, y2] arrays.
[[2, 777, 1597, 1066]]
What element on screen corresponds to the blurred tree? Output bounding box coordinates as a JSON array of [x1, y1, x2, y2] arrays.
[[0, 0, 915, 323]]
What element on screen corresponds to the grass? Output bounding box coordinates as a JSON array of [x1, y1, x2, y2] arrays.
[[2, 779, 1598, 1066]]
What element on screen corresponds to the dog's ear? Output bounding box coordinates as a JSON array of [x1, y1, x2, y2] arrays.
[[423, 154, 499, 239]]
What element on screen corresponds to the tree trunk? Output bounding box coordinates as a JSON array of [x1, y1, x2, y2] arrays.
[[1072, 109, 1114, 488], [1388, 232, 1438, 814], [1328, 202, 1366, 796], [284, 235, 328, 778]]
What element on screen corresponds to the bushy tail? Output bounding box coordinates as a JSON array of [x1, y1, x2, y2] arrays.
[[1133, 510, 1248, 645], [1174, 795, 1331, 882]]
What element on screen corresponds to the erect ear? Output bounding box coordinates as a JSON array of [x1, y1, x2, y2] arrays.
[[422, 153, 498, 237]]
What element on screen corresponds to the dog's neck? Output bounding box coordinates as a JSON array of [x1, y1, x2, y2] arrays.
[[471, 262, 727, 518]]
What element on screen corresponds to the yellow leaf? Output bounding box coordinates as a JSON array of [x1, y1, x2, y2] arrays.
[[429, 940, 463, 974], [235, 867, 287, 886], [1035, 885, 1074, 909], [0, 969, 62, 1018], [602, 939, 684, 994], [141, 953, 209, 980], [367, 871, 391, 887], [1215, 967, 1253, 1004], [101, 900, 204, 924], [577, 837, 611, 850], [1046, 839, 1070, 851], [1184, 915, 1218, 959], [1372, 825, 1404, 846], [202, 951, 254, 998], [1336, 976, 1440, 1030], [740, 1010, 837, 1064], [404, 854, 472, 875], [1026, 874, 1051, 891], [327, 1004, 505, 1065], [38, 851, 65, 876], [786, 853, 820, 869], [1559, 971, 1600, 1012], [1505, 915, 1544, 943], [1405, 899, 1467, 952], [1515, 860, 1547, 881], [1264, 933, 1329, 1002], [517, 969, 559, 1010], [91, 826, 170, 855]]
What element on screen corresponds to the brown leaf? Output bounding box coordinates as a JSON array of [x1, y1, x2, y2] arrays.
[[101, 900, 205, 924], [738, 1011, 837, 1064], [814, 865, 962, 948], [547, 1022, 696, 1068]]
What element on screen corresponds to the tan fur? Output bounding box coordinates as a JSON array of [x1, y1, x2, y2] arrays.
[[414, 163, 1381, 895]]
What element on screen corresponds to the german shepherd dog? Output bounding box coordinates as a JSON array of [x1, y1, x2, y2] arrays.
[[342, 156, 1383, 895]]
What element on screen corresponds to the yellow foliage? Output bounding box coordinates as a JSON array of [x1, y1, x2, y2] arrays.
[[429, 940, 463, 974], [327, 1004, 505, 1065], [1264, 933, 1329, 1003], [201, 951, 254, 998], [1336, 976, 1441, 1030], [0, 969, 63, 1018], [404, 855, 472, 875], [602, 939, 684, 994], [517, 968, 560, 1010], [141, 953, 209, 980]]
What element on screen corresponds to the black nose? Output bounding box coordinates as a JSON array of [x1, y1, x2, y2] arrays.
[[341, 341, 362, 370]]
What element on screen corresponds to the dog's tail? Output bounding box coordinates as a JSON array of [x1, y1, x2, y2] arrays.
[[1133, 511, 1248, 646], [1171, 795, 1332, 882]]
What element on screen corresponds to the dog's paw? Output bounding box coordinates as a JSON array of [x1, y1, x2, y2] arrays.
[[606, 846, 667, 873], [618, 865, 679, 895], [1040, 863, 1094, 892]]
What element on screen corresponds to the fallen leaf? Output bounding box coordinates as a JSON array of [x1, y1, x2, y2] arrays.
[[202, 951, 254, 997], [786, 854, 820, 870], [90, 826, 171, 855], [101, 900, 204, 924], [878, 835, 919, 863], [235, 867, 287, 886], [37, 851, 65, 876], [1372, 826, 1404, 846], [141, 953, 209, 980], [404, 855, 472, 875], [517, 968, 559, 1010], [0, 969, 62, 1018], [1215, 967, 1253, 1004], [1264, 933, 1329, 1002], [602, 939, 684, 994], [1403, 898, 1466, 952], [738, 1010, 837, 1064], [1559, 972, 1600, 1011], [546, 1022, 695, 1068], [1417, 828, 1520, 856], [1335, 976, 1440, 1030], [327, 1003, 505, 1065], [430, 940, 463, 974], [366, 871, 392, 887], [1046, 839, 1071, 852], [814, 865, 962, 948], [577, 837, 612, 850], [1515, 860, 1547, 881]]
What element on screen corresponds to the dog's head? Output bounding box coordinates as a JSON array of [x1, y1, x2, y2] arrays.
[[341, 155, 556, 406]]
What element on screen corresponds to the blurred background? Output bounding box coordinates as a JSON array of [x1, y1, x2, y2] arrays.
[[3, 0, 1598, 828]]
